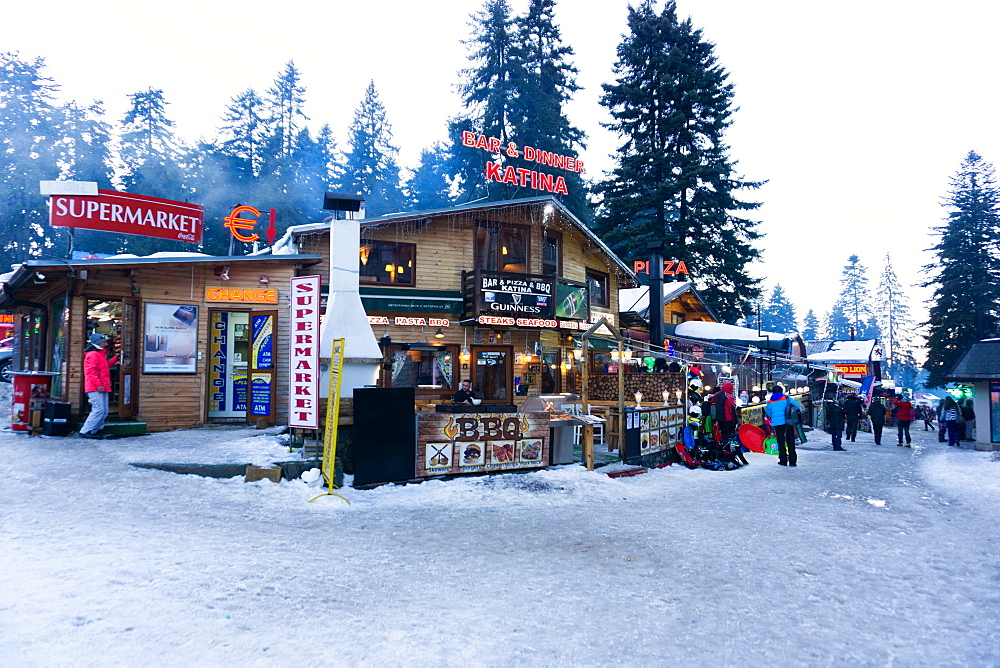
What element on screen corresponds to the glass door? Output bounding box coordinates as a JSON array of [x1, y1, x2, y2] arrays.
[[247, 310, 277, 424], [472, 346, 511, 402]]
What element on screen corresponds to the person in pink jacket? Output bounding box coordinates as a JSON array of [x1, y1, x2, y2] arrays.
[[80, 333, 118, 438]]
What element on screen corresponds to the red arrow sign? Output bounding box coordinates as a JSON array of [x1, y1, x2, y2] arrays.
[[266, 209, 277, 245]]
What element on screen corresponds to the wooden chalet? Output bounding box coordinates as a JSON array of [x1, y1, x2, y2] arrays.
[[277, 196, 640, 406]]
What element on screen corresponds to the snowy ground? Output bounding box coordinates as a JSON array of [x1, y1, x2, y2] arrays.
[[2, 416, 999, 665]]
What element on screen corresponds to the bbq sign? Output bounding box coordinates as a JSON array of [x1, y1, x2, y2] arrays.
[[479, 275, 554, 317], [416, 412, 551, 478], [49, 189, 204, 244]]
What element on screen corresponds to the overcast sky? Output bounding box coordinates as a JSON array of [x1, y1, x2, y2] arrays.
[[6, 0, 1000, 331]]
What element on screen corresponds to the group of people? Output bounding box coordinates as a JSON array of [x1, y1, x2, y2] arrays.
[[823, 392, 975, 449], [939, 396, 975, 446], [825, 393, 915, 448]]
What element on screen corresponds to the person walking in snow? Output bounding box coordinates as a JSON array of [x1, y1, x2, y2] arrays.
[[867, 397, 886, 445], [893, 395, 914, 447], [842, 393, 863, 442], [766, 384, 804, 467], [942, 396, 962, 446], [825, 399, 845, 451], [80, 333, 118, 438]]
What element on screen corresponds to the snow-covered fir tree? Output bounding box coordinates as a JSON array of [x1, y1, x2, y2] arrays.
[[837, 254, 873, 336], [874, 253, 918, 383]]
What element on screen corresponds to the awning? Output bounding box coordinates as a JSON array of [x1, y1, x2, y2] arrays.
[[570, 335, 621, 352]]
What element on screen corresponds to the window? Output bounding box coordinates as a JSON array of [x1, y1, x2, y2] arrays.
[[386, 345, 457, 394], [542, 231, 561, 276], [360, 241, 415, 286], [586, 269, 610, 308], [671, 311, 685, 325], [475, 221, 529, 273]]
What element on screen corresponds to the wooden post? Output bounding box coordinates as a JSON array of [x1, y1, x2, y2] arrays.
[[583, 423, 594, 471]]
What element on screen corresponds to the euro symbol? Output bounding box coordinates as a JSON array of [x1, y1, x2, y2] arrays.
[[224, 205, 261, 243]]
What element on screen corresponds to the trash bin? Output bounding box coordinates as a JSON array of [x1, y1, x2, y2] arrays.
[[11, 371, 59, 432], [42, 400, 72, 437]]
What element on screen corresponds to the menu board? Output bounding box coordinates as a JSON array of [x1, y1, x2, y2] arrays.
[[637, 406, 686, 456], [416, 412, 550, 477]]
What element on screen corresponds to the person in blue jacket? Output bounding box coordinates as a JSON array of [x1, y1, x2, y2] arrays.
[[765, 384, 804, 467]]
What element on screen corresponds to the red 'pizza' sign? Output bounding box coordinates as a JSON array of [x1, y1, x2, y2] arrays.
[[49, 189, 204, 244]]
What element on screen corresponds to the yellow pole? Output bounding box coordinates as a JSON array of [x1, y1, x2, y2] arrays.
[[309, 338, 349, 504]]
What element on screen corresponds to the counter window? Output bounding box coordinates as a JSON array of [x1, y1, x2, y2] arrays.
[[587, 269, 609, 308], [386, 345, 457, 394], [475, 221, 529, 273], [360, 241, 415, 286]]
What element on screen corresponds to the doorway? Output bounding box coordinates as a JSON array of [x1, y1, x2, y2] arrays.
[[208, 311, 250, 419], [207, 309, 277, 424], [472, 346, 511, 402], [86, 298, 138, 419]]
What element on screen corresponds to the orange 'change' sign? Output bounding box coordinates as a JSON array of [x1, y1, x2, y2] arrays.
[[206, 287, 278, 304]]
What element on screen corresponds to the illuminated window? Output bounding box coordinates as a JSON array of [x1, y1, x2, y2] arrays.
[[360, 241, 415, 286], [475, 221, 529, 273], [586, 269, 610, 308]]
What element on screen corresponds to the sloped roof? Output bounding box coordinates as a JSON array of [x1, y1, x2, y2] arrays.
[[807, 340, 878, 362], [946, 339, 1000, 380], [274, 196, 639, 287], [618, 282, 720, 322]]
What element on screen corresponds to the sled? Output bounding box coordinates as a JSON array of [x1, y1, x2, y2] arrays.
[[763, 435, 779, 456], [796, 423, 808, 443], [737, 423, 765, 453], [676, 427, 700, 468]]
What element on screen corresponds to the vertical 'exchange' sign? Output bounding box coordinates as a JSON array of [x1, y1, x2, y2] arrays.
[[288, 275, 321, 428]]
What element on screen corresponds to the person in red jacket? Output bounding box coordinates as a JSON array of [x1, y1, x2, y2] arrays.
[[893, 395, 914, 447], [80, 333, 118, 438]]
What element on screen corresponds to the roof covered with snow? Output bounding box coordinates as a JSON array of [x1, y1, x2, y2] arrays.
[[807, 340, 878, 362]]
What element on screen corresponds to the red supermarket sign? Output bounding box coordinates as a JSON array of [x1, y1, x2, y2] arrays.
[[49, 189, 204, 244]]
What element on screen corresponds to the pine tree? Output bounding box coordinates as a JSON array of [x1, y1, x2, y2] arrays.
[[824, 302, 852, 340], [801, 309, 820, 340], [217, 88, 267, 182], [452, 0, 519, 201], [342, 81, 405, 217], [837, 254, 872, 335], [760, 284, 797, 333], [873, 253, 918, 382], [592, 0, 763, 323], [407, 142, 456, 210], [923, 151, 1000, 387], [507, 0, 588, 219], [117, 87, 189, 254], [59, 100, 115, 255], [0, 53, 64, 264]]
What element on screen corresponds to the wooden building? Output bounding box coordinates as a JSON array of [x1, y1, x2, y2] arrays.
[[277, 197, 639, 405], [0, 253, 321, 432]]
